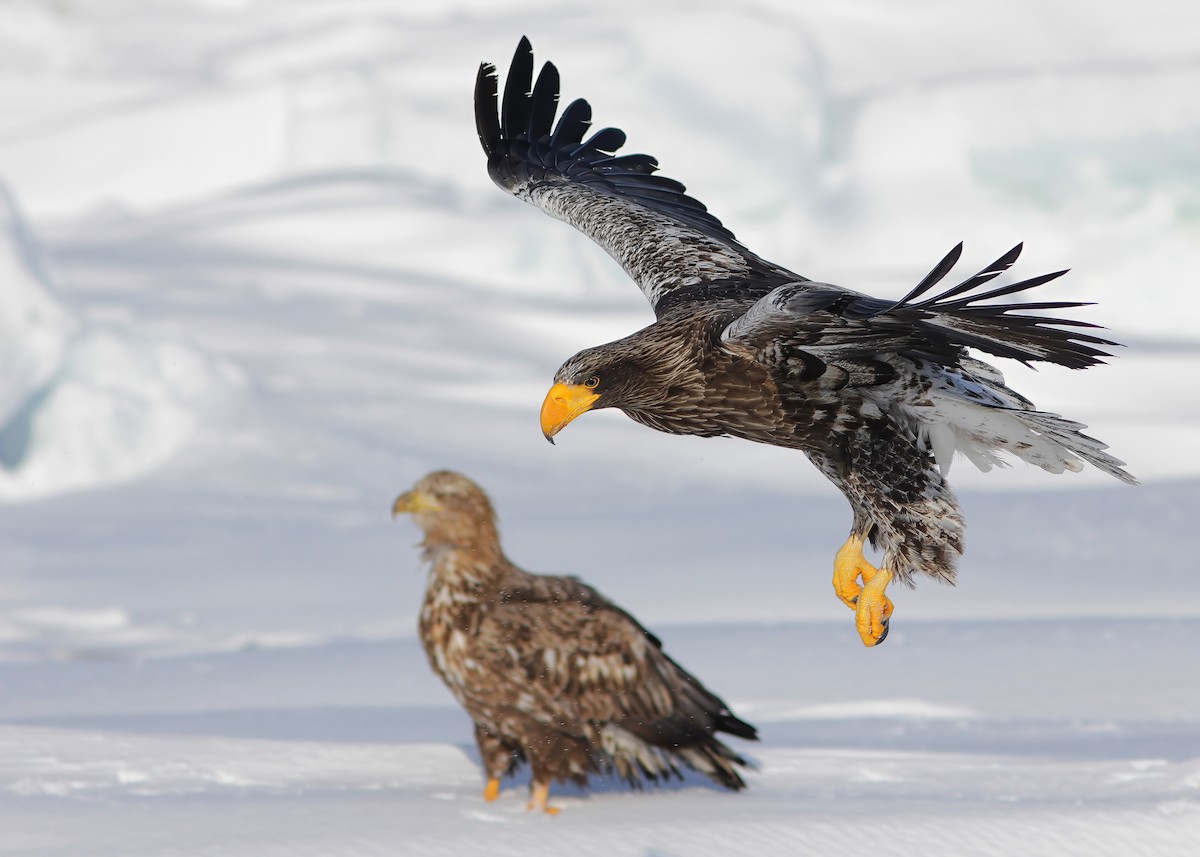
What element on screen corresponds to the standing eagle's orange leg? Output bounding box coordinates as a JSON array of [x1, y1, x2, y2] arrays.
[[832, 533, 894, 647], [527, 781, 560, 815], [483, 778, 501, 802]]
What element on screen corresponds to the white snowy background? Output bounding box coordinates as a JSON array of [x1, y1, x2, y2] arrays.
[[1, 1, 1198, 854]]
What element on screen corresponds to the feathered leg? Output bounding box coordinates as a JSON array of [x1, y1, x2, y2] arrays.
[[817, 406, 964, 648], [474, 724, 518, 802], [527, 780, 559, 815]]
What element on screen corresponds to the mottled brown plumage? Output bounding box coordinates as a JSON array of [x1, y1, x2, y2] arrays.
[[393, 470, 757, 811], [476, 39, 1135, 646]]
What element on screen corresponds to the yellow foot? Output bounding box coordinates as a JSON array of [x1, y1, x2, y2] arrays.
[[854, 566, 894, 647], [832, 533, 873, 609], [527, 781, 560, 815], [483, 778, 500, 802], [833, 533, 895, 646]]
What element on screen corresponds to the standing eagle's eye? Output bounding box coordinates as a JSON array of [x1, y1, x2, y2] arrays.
[[584, 376, 600, 389]]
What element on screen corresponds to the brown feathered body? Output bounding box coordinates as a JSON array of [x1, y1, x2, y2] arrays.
[[400, 471, 757, 792]]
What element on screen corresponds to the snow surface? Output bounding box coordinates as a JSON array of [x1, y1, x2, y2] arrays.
[[1, 1, 1198, 854], [0, 185, 242, 500]]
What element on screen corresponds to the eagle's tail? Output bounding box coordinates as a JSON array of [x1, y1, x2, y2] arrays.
[[880, 242, 1120, 370], [598, 660, 758, 791], [917, 358, 1137, 484], [1005, 409, 1136, 484], [674, 738, 753, 791], [598, 724, 752, 791]]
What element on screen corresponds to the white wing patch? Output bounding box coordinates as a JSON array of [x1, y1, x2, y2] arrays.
[[528, 181, 754, 308]]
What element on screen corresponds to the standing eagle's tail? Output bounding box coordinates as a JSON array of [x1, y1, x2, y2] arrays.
[[599, 650, 758, 791], [598, 724, 754, 791]]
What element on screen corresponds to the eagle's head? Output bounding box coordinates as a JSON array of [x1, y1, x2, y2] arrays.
[[541, 337, 685, 442], [392, 470, 501, 554]]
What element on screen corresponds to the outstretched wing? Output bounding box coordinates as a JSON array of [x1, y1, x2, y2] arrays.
[[723, 242, 1118, 369], [476, 37, 797, 315]]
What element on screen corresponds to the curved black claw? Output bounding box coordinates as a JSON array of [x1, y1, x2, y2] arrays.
[[874, 618, 890, 646]]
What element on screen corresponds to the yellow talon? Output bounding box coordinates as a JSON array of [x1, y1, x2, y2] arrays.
[[854, 566, 894, 647], [483, 778, 500, 802], [527, 781, 559, 815], [833, 533, 894, 646], [832, 533, 872, 609]]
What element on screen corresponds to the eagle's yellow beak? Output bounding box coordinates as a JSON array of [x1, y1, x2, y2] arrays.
[[540, 383, 600, 443], [392, 490, 442, 517]]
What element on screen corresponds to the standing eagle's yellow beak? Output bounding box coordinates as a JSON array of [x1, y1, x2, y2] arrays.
[[392, 490, 442, 516], [540, 383, 600, 443]]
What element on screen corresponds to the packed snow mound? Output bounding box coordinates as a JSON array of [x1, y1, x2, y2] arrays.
[[0, 187, 242, 501], [0, 186, 76, 428]]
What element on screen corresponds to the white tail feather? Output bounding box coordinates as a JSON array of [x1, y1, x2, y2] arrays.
[[599, 725, 679, 782], [909, 361, 1136, 485]]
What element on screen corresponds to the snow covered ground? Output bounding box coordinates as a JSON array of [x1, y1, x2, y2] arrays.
[[3, 619, 1200, 855], [1, 1, 1198, 854]]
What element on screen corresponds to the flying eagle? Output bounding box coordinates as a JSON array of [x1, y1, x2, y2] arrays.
[[474, 38, 1136, 647], [393, 470, 757, 813]]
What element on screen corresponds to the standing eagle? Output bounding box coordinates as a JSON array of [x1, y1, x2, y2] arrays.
[[393, 470, 757, 813], [475, 38, 1136, 647]]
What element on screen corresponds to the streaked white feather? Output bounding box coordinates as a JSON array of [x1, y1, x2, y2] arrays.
[[599, 724, 678, 781], [902, 359, 1134, 484]]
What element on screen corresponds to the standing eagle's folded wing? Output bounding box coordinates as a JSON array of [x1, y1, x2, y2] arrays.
[[491, 573, 757, 790], [476, 37, 798, 314]]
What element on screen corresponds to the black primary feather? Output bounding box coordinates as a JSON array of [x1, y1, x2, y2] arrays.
[[475, 36, 737, 244], [918, 243, 1024, 305], [883, 242, 964, 312], [872, 246, 1119, 369], [474, 62, 501, 155], [933, 269, 1071, 309], [500, 36, 534, 142], [527, 62, 559, 140], [549, 98, 591, 148]]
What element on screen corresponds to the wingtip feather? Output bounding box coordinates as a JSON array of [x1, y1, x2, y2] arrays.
[[528, 61, 560, 141], [474, 62, 501, 155], [474, 36, 749, 285], [500, 36, 535, 141]]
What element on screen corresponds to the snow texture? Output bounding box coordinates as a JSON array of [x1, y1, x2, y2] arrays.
[[0, 187, 242, 500], [0, 1, 1198, 854]]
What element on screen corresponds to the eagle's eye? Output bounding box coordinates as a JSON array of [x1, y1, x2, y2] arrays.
[[584, 376, 600, 389]]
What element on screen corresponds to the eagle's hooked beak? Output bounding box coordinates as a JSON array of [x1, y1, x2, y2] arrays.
[[540, 383, 600, 444], [392, 490, 442, 517]]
